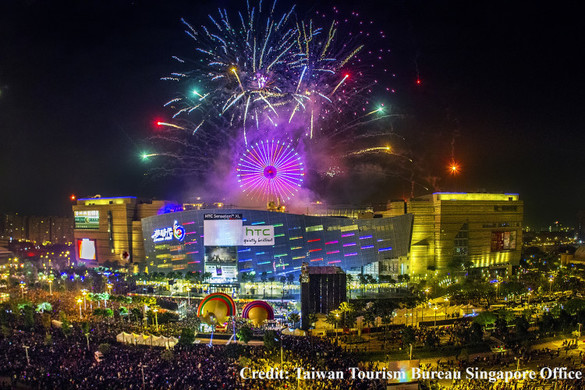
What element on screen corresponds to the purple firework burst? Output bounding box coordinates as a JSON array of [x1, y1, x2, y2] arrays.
[[237, 140, 304, 201]]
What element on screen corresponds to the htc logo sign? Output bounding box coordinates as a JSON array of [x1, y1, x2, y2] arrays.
[[245, 227, 272, 236], [243, 225, 275, 246]]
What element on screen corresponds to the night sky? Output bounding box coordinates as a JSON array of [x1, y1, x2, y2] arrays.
[[1, 0, 584, 228]]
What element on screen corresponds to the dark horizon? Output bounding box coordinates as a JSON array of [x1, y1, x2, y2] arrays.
[[1, 0, 584, 229]]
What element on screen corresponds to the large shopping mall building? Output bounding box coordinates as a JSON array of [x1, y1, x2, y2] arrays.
[[72, 193, 523, 281]]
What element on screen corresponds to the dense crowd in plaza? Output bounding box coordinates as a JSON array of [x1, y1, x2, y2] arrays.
[[0, 323, 389, 390]]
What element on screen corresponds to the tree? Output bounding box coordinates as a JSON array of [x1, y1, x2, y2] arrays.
[[401, 326, 416, 348], [307, 313, 318, 328], [263, 330, 279, 352], [60, 311, 72, 338], [474, 311, 497, 328], [288, 313, 300, 328], [237, 325, 253, 344], [22, 304, 35, 330], [540, 313, 556, 336], [514, 317, 530, 340], [98, 343, 111, 355], [362, 309, 376, 329], [35, 302, 52, 314], [179, 328, 196, 345], [261, 272, 268, 298], [469, 322, 484, 344], [494, 318, 509, 340], [325, 311, 341, 330], [269, 277, 275, 297]]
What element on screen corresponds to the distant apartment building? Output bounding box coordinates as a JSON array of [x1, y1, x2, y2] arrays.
[[387, 192, 523, 276], [72, 196, 175, 267], [0, 213, 73, 245]]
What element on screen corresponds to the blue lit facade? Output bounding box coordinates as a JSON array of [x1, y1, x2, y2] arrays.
[[141, 209, 413, 278]]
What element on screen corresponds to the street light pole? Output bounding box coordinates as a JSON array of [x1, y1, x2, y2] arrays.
[[153, 308, 159, 331], [81, 289, 88, 310], [139, 364, 146, 389], [23, 345, 30, 365]]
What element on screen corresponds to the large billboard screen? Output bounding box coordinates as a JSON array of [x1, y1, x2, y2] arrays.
[[203, 213, 243, 246], [77, 238, 97, 260], [204, 246, 237, 265], [74, 210, 99, 229], [491, 231, 517, 251]]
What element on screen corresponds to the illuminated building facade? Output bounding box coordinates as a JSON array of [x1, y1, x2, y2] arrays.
[[72, 196, 176, 267], [387, 193, 523, 275], [141, 209, 413, 280]]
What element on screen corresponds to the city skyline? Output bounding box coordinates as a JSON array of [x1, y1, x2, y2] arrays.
[[1, 0, 584, 228]]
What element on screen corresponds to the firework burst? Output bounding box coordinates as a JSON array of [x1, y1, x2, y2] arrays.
[[236, 139, 304, 201], [147, 1, 400, 199]]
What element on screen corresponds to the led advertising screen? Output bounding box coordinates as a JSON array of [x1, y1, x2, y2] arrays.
[[204, 246, 237, 265], [490, 231, 517, 251], [74, 210, 100, 229], [203, 213, 243, 246], [77, 238, 97, 260]]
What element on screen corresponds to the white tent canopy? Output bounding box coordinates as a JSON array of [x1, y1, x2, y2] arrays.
[[116, 332, 179, 348]]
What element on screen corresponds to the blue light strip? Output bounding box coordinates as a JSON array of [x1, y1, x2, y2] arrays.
[[379, 247, 393, 252]]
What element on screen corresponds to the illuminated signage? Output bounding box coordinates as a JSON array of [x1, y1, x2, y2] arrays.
[[74, 210, 99, 229], [203, 214, 243, 246], [152, 221, 185, 243], [242, 225, 274, 246], [77, 238, 97, 260]]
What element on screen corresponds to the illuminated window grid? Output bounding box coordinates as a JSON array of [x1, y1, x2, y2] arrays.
[[340, 224, 358, 232]]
